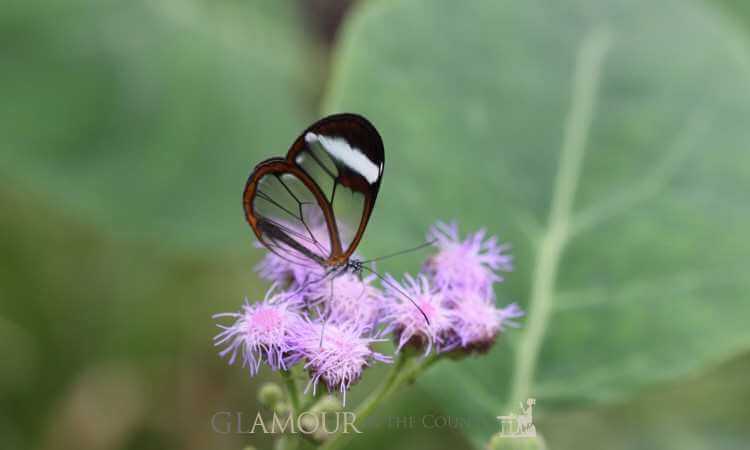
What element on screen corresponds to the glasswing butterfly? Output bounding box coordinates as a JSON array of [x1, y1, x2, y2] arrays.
[[243, 113, 430, 322], [243, 113, 384, 276]]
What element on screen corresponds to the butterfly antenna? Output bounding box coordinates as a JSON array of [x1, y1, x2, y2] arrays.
[[360, 265, 430, 325], [359, 239, 436, 264]]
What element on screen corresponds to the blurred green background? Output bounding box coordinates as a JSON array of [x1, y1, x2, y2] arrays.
[[2, 1, 750, 449]]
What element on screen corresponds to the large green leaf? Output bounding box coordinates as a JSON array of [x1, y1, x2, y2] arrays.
[[0, 0, 316, 249], [324, 0, 750, 446], [538, 353, 750, 450], [713, 0, 750, 31]]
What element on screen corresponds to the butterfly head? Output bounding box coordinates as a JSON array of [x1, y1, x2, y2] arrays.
[[347, 258, 364, 276]]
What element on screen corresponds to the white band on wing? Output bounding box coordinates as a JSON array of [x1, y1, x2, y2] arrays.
[[305, 132, 380, 184]]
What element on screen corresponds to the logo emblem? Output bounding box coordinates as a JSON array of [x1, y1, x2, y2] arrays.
[[496, 398, 536, 438]]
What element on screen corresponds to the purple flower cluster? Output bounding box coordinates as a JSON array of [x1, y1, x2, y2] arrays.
[[214, 221, 522, 402]]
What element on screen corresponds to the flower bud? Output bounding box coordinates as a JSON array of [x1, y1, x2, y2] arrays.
[[310, 395, 341, 413], [258, 382, 284, 408], [298, 412, 319, 434], [273, 401, 290, 416]]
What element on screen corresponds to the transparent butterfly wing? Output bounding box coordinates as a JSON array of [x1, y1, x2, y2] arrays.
[[244, 114, 384, 267], [287, 114, 384, 262], [245, 159, 333, 269]]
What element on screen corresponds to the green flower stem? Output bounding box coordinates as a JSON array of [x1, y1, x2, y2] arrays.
[[281, 369, 301, 416], [351, 352, 408, 421], [301, 385, 323, 412], [320, 352, 440, 450]]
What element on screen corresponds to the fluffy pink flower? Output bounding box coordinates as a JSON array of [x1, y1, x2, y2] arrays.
[[290, 318, 391, 405], [308, 272, 383, 329], [445, 294, 524, 352], [216, 218, 524, 398], [382, 274, 454, 355], [255, 241, 327, 290], [213, 290, 302, 375], [424, 221, 512, 298]]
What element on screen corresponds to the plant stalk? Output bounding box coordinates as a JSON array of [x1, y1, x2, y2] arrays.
[[320, 352, 439, 450], [281, 369, 301, 416]]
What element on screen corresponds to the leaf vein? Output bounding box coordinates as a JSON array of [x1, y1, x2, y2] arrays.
[[509, 26, 613, 406]]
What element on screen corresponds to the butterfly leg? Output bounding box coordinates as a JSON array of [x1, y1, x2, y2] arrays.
[[277, 269, 331, 304], [319, 275, 335, 348]]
